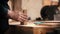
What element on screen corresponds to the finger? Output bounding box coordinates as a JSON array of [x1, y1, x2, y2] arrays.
[[18, 16, 27, 22], [20, 14, 27, 17], [18, 17, 24, 22], [21, 14, 28, 18], [19, 17, 27, 21]]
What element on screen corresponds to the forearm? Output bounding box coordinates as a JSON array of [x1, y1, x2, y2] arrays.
[[8, 10, 19, 21]]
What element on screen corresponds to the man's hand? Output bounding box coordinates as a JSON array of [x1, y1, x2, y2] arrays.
[[17, 12, 28, 22], [8, 10, 28, 22]]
